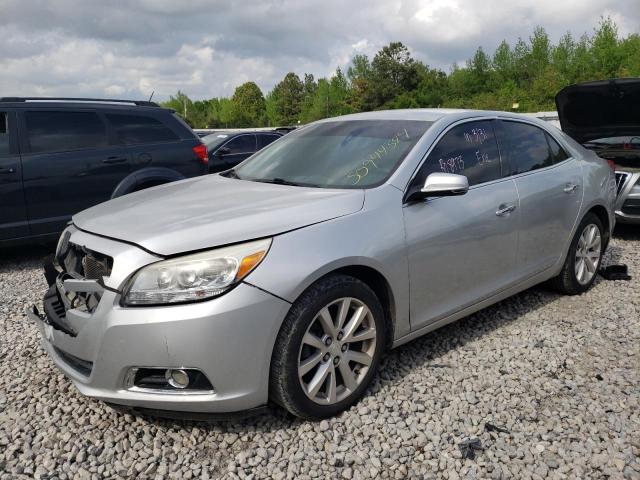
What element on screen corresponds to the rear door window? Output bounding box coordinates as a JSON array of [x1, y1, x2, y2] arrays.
[[25, 111, 108, 153], [502, 121, 553, 174], [546, 133, 569, 163], [106, 114, 179, 145], [225, 134, 256, 154], [257, 133, 280, 149], [416, 120, 502, 186], [0, 113, 9, 156]]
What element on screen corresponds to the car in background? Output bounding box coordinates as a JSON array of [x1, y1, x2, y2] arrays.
[[202, 130, 282, 172], [556, 78, 640, 224], [29, 109, 615, 419], [0, 97, 208, 246]]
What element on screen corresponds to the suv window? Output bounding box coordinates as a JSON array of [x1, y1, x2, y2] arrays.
[[415, 120, 501, 186], [0, 113, 9, 156], [106, 114, 179, 145], [25, 111, 108, 154], [257, 133, 280, 149], [225, 135, 256, 154], [502, 121, 553, 174], [546, 133, 569, 163]]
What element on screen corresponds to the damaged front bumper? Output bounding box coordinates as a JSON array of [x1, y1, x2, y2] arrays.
[[28, 227, 291, 414]]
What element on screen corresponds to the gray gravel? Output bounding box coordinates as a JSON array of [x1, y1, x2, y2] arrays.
[[1, 229, 639, 480]]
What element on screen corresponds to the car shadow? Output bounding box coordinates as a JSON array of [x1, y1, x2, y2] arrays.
[[613, 223, 640, 241], [0, 244, 53, 270]]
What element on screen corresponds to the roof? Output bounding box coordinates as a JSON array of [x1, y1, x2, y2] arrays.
[[0, 97, 162, 109]]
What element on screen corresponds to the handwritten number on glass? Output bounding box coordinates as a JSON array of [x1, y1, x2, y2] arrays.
[[348, 129, 410, 185]]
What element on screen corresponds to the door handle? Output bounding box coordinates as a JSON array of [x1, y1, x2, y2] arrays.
[[496, 204, 517, 216], [563, 183, 579, 193], [103, 157, 127, 164], [0, 167, 15, 174]]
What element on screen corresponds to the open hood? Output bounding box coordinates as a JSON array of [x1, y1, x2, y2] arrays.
[[73, 175, 364, 256], [555, 78, 640, 144]]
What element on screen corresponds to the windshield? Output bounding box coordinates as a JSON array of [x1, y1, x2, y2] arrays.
[[203, 133, 234, 150], [232, 120, 432, 188]]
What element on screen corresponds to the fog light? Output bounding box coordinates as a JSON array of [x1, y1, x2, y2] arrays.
[[165, 369, 190, 389]]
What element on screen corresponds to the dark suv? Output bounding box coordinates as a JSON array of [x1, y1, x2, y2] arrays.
[[0, 97, 208, 245]]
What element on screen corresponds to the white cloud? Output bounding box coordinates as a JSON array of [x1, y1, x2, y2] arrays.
[[0, 0, 637, 100]]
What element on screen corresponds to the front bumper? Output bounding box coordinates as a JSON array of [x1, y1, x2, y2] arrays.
[[615, 170, 640, 224], [29, 229, 291, 414]]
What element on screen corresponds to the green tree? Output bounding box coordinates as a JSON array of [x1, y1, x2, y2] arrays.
[[230, 82, 266, 127], [370, 42, 420, 107], [270, 72, 304, 125]]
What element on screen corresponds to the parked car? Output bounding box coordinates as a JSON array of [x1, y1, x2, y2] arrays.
[[28, 109, 615, 419], [202, 130, 282, 172], [0, 97, 208, 246], [556, 78, 640, 224]]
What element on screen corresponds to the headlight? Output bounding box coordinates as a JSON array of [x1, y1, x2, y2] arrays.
[[122, 238, 271, 306]]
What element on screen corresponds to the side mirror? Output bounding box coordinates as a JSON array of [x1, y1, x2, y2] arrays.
[[216, 147, 231, 156], [407, 172, 469, 202]]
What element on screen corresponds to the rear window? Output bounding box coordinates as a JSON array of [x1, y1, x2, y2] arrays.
[[106, 114, 179, 145], [257, 133, 281, 149], [546, 133, 569, 163], [503, 121, 553, 174], [25, 111, 108, 154], [225, 135, 256, 154], [0, 113, 9, 156]]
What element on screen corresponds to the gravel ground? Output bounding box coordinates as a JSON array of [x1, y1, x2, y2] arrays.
[[1, 228, 639, 480]]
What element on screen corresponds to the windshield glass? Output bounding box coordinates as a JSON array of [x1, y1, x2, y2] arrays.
[[232, 120, 432, 188], [203, 133, 233, 150]]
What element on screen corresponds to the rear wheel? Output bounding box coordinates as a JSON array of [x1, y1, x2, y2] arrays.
[[550, 213, 604, 295], [270, 275, 385, 419]]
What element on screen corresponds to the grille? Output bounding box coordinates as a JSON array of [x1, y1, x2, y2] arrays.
[[615, 172, 630, 195], [62, 244, 113, 280]]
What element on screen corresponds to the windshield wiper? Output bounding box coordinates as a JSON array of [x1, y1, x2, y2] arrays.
[[253, 177, 320, 188], [221, 169, 240, 179]]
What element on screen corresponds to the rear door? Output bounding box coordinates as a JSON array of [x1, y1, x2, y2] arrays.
[[20, 109, 132, 235], [105, 112, 202, 177], [0, 110, 29, 240], [403, 119, 520, 330], [498, 120, 582, 277]]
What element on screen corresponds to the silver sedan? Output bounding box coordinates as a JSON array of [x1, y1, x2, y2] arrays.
[[29, 109, 616, 419]]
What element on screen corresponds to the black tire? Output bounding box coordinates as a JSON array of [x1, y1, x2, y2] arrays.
[[550, 213, 604, 295], [270, 274, 386, 420]]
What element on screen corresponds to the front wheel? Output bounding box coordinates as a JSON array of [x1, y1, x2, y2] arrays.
[[550, 213, 604, 295], [270, 275, 386, 419]]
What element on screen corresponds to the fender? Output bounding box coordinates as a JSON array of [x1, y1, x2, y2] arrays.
[[111, 167, 186, 199]]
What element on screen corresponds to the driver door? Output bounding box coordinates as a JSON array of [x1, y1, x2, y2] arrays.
[[402, 120, 520, 331]]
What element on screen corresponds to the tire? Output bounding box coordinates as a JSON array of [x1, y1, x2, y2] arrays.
[[550, 213, 604, 295], [270, 274, 386, 420]]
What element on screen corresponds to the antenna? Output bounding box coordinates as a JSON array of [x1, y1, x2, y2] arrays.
[[148, 91, 155, 102]]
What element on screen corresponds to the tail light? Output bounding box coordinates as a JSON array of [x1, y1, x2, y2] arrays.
[[192, 144, 208, 165], [606, 159, 616, 171]]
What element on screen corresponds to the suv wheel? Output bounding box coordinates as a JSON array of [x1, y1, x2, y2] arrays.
[[270, 275, 385, 419], [550, 213, 604, 295]]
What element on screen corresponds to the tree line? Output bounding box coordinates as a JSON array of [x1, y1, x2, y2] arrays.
[[162, 18, 640, 128]]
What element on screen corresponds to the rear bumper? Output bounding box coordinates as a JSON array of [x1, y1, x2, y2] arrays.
[[29, 265, 291, 414]]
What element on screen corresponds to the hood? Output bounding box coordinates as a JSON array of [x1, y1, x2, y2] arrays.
[[73, 175, 364, 256], [555, 78, 640, 144]]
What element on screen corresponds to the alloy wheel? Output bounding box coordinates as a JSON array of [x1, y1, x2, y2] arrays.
[[297, 297, 377, 405], [574, 223, 601, 285]]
